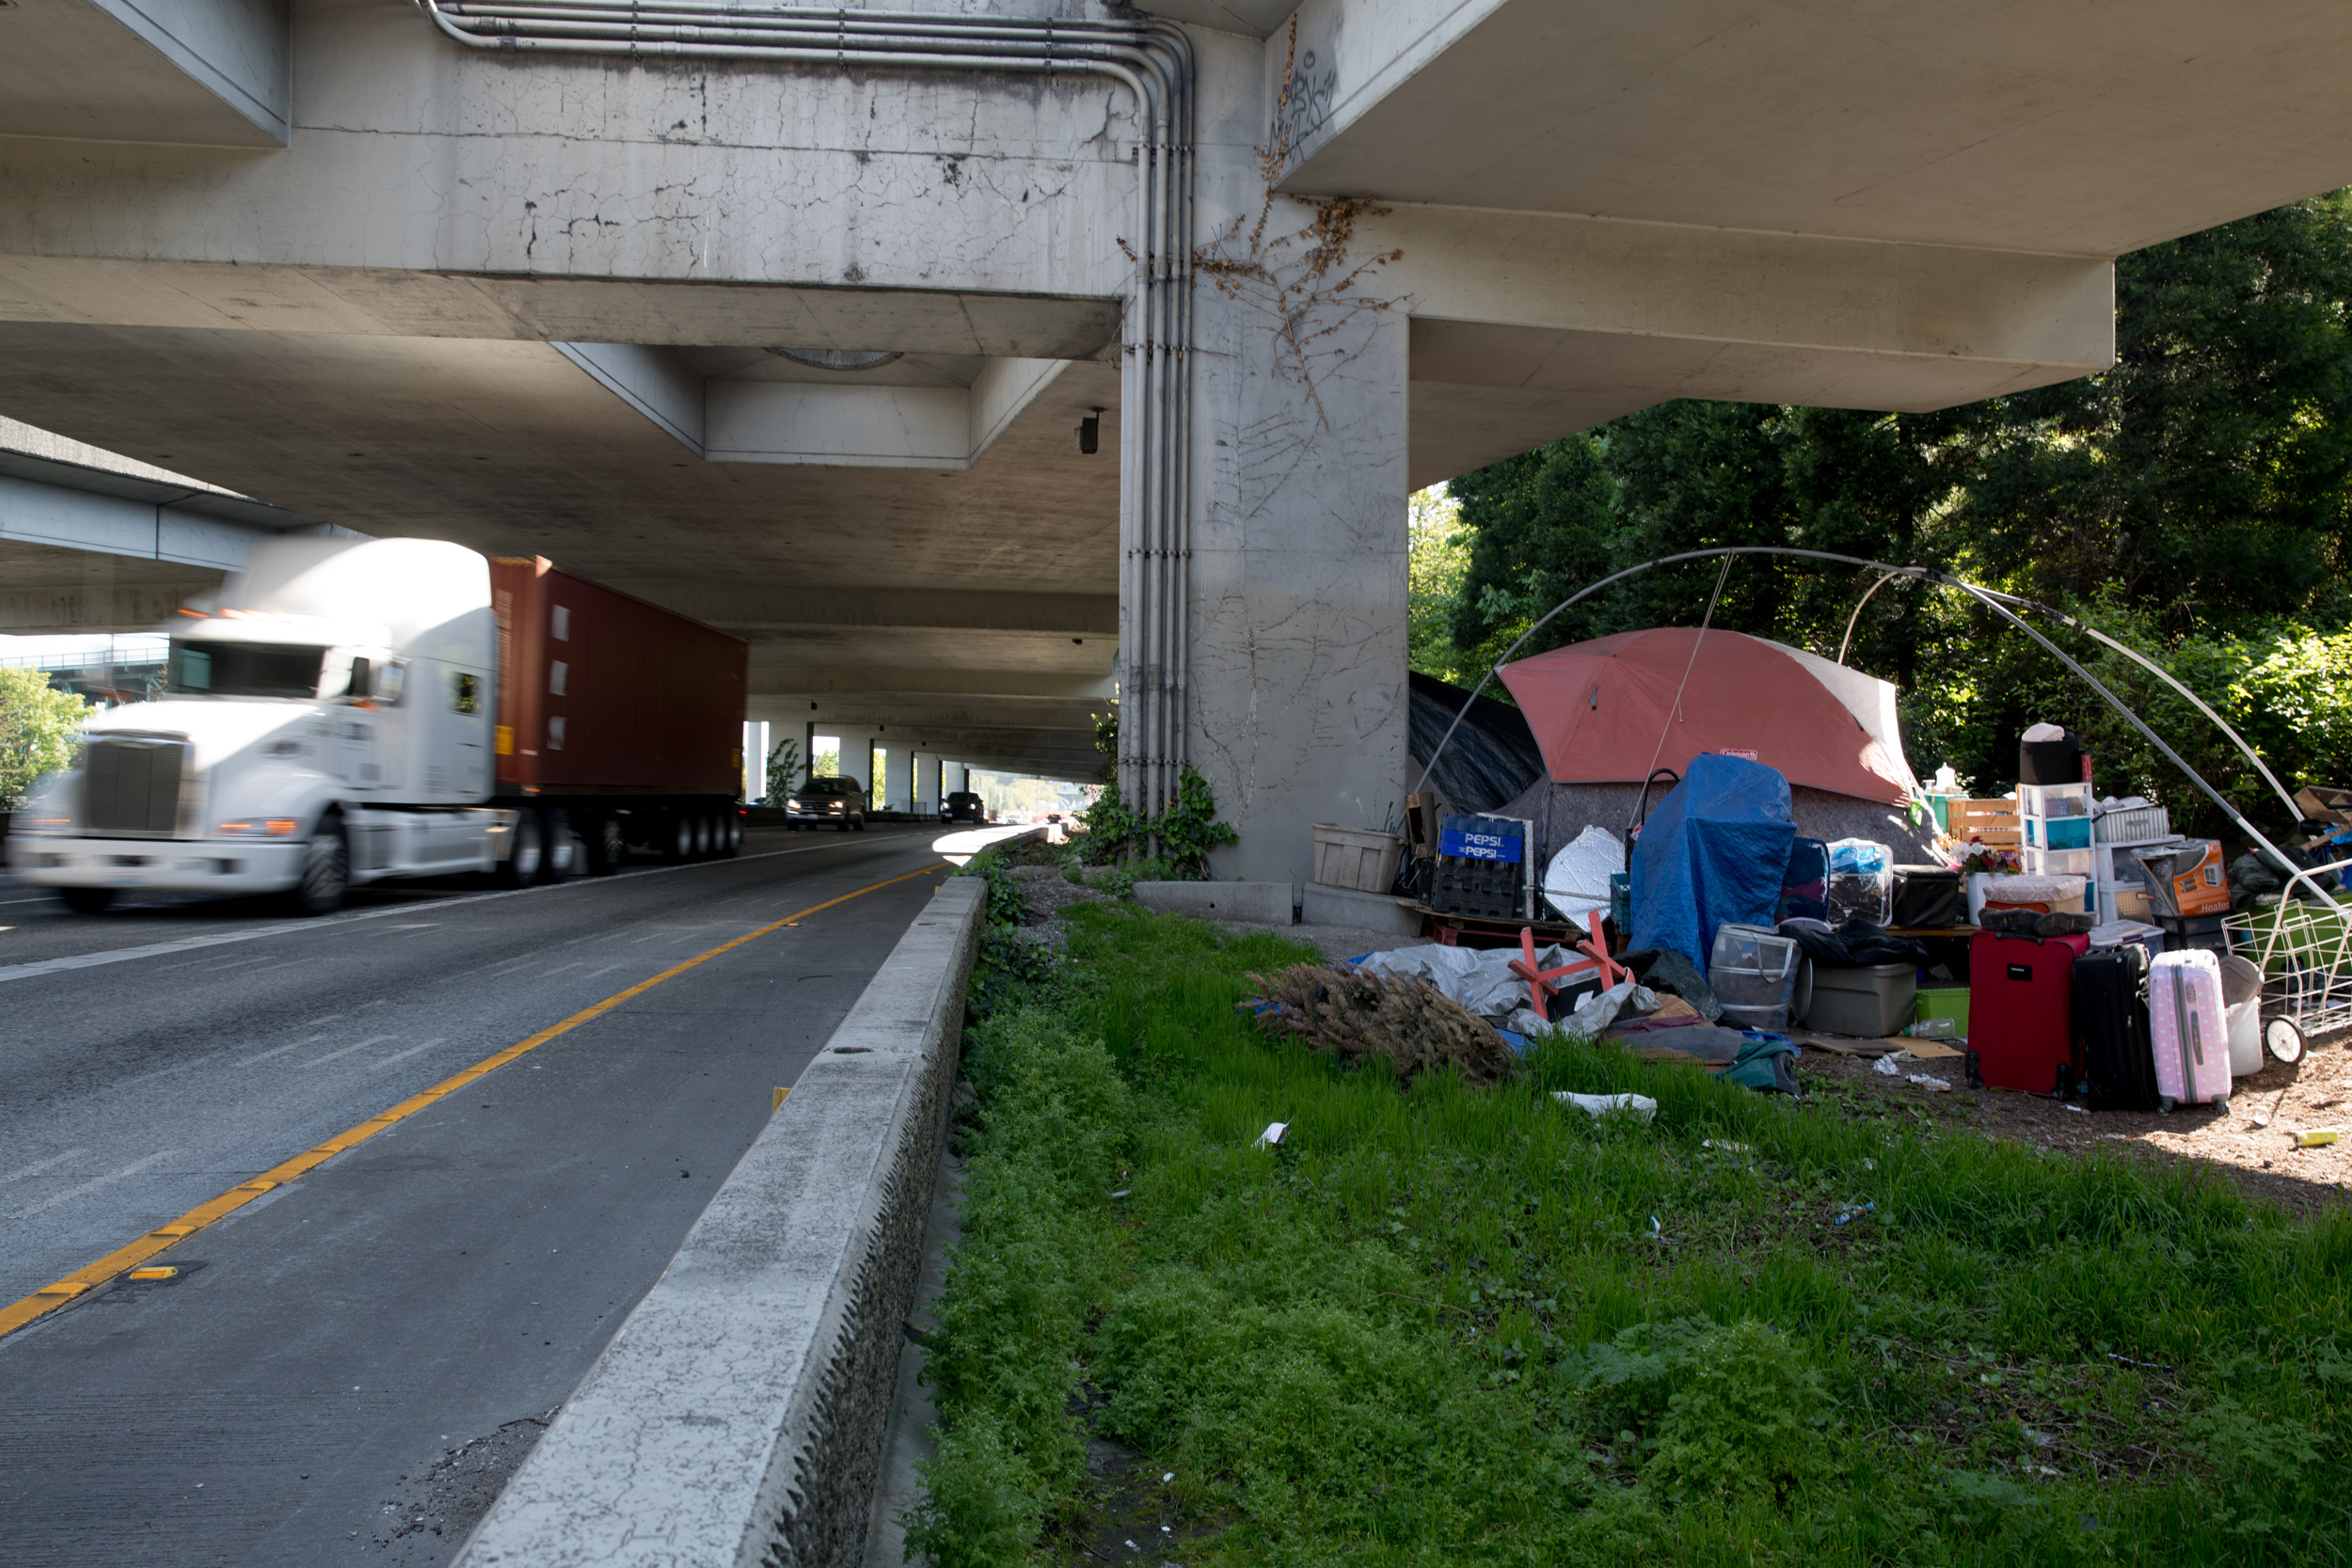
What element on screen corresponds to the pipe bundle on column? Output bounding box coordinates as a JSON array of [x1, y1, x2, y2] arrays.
[[416, 0, 1196, 819]]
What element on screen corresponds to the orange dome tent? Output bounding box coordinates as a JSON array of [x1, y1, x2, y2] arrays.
[[1495, 627, 1918, 805]]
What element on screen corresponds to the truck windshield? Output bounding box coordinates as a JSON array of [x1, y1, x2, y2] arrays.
[[168, 640, 327, 698]]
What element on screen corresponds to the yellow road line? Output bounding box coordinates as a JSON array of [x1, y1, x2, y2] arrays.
[[0, 861, 947, 1341]]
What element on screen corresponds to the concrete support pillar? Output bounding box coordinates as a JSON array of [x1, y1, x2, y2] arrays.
[[858, 737, 881, 805], [880, 744, 911, 815], [1184, 291, 1410, 886], [914, 753, 942, 816]]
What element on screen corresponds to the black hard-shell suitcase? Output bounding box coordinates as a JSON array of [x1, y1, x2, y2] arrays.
[[2075, 943, 2161, 1111]]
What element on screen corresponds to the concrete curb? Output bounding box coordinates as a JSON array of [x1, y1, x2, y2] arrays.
[[455, 875, 984, 1568], [1132, 879, 1295, 924]]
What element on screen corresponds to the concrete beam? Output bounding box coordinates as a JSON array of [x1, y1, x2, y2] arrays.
[[0, 0, 1170, 310], [752, 668, 1113, 702], [1375, 203, 2113, 484], [0, 472, 273, 572], [557, 344, 1073, 470], [0, 578, 221, 633], [610, 585, 1118, 639], [0, 0, 291, 149], [1274, 0, 2352, 258], [1381, 206, 2113, 383]]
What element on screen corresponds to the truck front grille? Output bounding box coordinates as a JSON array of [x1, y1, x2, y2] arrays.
[[84, 737, 185, 836]]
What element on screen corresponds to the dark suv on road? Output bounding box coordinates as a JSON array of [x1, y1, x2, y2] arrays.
[[940, 790, 987, 824], [787, 776, 867, 831]]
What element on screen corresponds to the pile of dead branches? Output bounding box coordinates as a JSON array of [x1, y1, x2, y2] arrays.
[[1242, 963, 1518, 1086]]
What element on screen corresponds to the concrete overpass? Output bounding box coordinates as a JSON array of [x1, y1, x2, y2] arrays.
[[4, 0, 2350, 877]]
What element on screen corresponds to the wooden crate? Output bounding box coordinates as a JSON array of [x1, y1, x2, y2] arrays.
[[1946, 797, 2022, 847]]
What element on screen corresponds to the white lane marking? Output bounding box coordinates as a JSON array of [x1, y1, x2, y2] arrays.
[[297, 1034, 397, 1069], [368, 1037, 447, 1070], [8, 1148, 183, 1221], [235, 1033, 328, 1068], [542, 961, 583, 976], [583, 963, 628, 979], [2, 1147, 88, 1186], [0, 831, 934, 987]]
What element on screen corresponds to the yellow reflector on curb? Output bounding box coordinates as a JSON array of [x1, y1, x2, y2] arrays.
[[128, 1267, 179, 1281], [772, 1086, 791, 1113]]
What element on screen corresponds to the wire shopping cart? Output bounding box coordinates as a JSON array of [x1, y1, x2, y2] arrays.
[[2222, 858, 2352, 1064]]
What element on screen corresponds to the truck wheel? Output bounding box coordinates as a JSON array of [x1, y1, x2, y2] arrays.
[[666, 812, 694, 863], [57, 887, 116, 914], [291, 818, 349, 915], [586, 813, 625, 876], [501, 812, 545, 888], [724, 812, 742, 856], [542, 810, 578, 883], [691, 813, 712, 859]]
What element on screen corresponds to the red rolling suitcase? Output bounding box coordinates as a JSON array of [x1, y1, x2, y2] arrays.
[[1968, 929, 2090, 1095]]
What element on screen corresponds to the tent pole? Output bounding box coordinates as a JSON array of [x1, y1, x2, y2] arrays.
[[1836, 570, 1899, 666]]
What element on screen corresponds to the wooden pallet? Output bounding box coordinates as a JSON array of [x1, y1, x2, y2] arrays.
[[1406, 903, 1597, 950]]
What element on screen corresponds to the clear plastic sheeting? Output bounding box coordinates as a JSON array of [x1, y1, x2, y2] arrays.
[[1543, 824, 1625, 922], [1827, 838, 1893, 927]]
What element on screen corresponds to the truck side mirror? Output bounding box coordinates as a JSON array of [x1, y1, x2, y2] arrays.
[[346, 656, 372, 701], [376, 660, 407, 705]]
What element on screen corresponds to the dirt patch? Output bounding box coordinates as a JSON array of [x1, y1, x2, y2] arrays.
[[366, 1412, 552, 1561], [1009, 863, 1119, 925], [1792, 1036, 2352, 1214]]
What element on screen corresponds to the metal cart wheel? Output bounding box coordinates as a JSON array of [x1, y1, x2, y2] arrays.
[[2265, 1015, 2306, 1066]]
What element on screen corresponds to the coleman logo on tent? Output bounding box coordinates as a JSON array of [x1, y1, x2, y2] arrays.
[[1718, 748, 1759, 761]]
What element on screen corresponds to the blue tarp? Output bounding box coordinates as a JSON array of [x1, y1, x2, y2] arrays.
[[1629, 753, 1797, 970]]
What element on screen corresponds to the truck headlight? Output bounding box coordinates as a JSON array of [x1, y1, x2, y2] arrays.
[[218, 818, 302, 837]]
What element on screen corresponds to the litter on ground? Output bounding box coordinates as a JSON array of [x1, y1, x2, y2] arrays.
[[1553, 1091, 1659, 1121]]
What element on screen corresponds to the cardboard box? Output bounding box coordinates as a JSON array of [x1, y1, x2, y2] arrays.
[[2294, 784, 2352, 827]]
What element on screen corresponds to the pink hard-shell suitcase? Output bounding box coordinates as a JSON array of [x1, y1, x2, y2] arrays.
[[2150, 950, 2231, 1113]]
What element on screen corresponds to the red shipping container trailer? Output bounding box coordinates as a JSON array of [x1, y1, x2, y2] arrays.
[[490, 556, 749, 870]]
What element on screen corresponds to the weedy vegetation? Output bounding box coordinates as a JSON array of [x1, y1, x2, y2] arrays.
[[909, 905, 2352, 1566]]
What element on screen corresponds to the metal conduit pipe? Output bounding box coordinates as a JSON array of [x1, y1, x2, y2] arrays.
[[414, 0, 1195, 818]]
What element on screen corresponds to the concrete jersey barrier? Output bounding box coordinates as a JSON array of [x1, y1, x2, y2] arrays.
[[455, 874, 984, 1568]]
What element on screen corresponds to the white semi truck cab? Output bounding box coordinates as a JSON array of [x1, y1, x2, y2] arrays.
[[9, 537, 511, 914]]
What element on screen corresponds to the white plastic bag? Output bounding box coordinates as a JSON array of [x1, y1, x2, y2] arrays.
[[1553, 1091, 1658, 1121]]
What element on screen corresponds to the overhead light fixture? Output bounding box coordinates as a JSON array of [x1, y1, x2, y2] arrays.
[[768, 348, 903, 372], [1075, 409, 1102, 454]]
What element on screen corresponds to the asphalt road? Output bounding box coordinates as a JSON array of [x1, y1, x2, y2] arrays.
[[0, 824, 960, 1566]]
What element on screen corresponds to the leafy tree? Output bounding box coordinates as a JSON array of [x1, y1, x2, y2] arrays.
[[0, 667, 89, 812]]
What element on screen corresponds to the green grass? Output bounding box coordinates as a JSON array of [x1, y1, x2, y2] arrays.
[[908, 906, 2352, 1566]]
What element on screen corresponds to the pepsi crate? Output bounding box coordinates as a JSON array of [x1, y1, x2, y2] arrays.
[[1429, 814, 1532, 921]]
